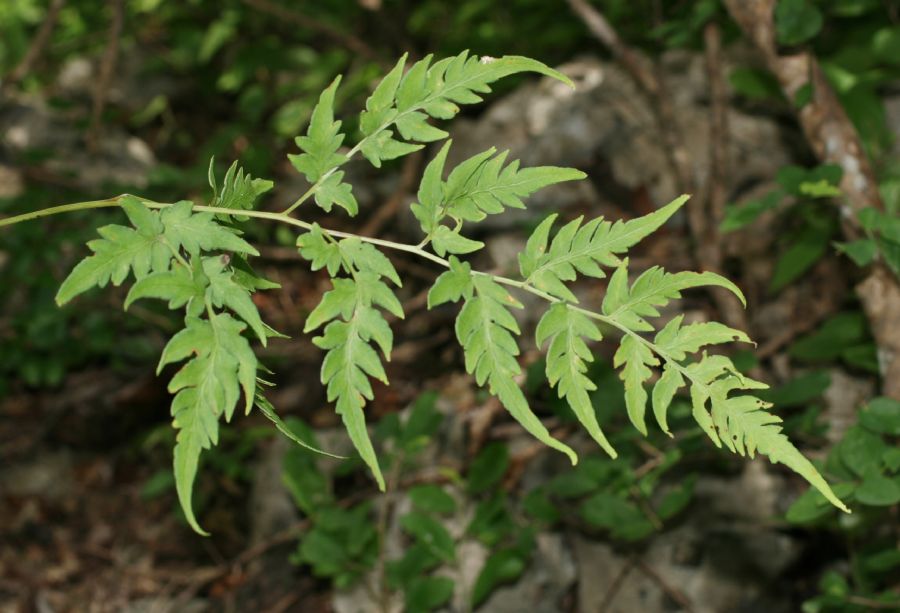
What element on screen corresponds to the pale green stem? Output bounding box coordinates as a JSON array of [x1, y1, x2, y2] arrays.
[[0, 198, 122, 227]]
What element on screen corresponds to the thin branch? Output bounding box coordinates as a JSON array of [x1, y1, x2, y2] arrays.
[[598, 556, 635, 612], [87, 0, 125, 150], [701, 20, 749, 332], [635, 558, 697, 613], [3, 0, 66, 91], [566, 0, 694, 195], [723, 0, 882, 217], [240, 0, 380, 62]]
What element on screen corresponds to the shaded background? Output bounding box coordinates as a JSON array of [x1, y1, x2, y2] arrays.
[[1, 1, 899, 611]]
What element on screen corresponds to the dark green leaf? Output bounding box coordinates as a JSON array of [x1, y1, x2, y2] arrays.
[[467, 442, 510, 494]]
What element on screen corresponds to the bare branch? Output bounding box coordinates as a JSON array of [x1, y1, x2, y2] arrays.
[[3, 0, 67, 91], [566, 0, 695, 196], [87, 0, 124, 150], [240, 0, 380, 62]]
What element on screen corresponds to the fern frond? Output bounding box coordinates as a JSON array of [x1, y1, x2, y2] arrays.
[[125, 258, 206, 316], [536, 303, 616, 458], [158, 313, 258, 534], [613, 335, 659, 436], [160, 201, 259, 256], [654, 314, 751, 360], [442, 148, 585, 224], [519, 195, 689, 302], [288, 76, 358, 216], [208, 158, 273, 221], [301, 240, 404, 489], [452, 275, 577, 463], [684, 356, 850, 512], [410, 140, 582, 254], [602, 263, 746, 332], [56, 196, 170, 304], [359, 51, 574, 167], [297, 223, 343, 275]]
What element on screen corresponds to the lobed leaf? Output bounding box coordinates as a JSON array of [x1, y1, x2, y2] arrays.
[[208, 158, 273, 221], [427, 256, 474, 308], [442, 149, 585, 225], [685, 356, 848, 512], [537, 304, 616, 457], [358, 51, 574, 167], [520, 195, 689, 302], [161, 201, 258, 256], [56, 196, 170, 305], [289, 76, 348, 184], [602, 264, 746, 332], [613, 335, 659, 436], [455, 276, 577, 463], [125, 260, 206, 316], [305, 273, 404, 490], [159, 313, 258, 534]]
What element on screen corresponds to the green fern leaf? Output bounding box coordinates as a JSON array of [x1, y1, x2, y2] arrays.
[[312, 171, 358, 216], [289, 76, 348, 183], [288, 76, 359, 214], [443, 149, 585, 224], [360, 130, 423, 168], [125, 260, 206, 316], [338, 239, 402, 286], [455, 276, 577, 463], [602, 263, 746, 332], [431, 225, 484, 257], [411, 140, 451, 235], [305, 272, 403, 490], [255, 391, 346, 458], [160, 201, 258, 256], [159, 313, 258, 534], [651, 364, 684, 436], [654, 314, 751, 360], [203, 256, 268, 345], [297, 224, 343, 276], [358, 51, 574, 167], [613, 335, 659, 435], [427, 256, 474, 308], [56, 196, 171, 305], [208, 158, 273, 221], [686, 356, 849, 512], [536, 303, 616, 457], [519, 195, 689, 302]]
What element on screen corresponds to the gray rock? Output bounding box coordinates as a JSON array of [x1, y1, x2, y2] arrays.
[[439, 53, 793, 233]]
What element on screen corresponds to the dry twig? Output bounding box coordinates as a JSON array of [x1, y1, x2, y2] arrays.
[[701, 21, 749, 331], [3, 0, 67, 91], [240, 0, 380, 62], [566, 0, 694, 196], [88, 0, 124, 151]]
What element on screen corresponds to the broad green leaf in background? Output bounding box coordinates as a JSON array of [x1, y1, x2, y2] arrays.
[[775, 0, 824, 45]]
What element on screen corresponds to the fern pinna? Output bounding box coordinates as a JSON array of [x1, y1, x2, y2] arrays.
[[0, 51, 848, 533]]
